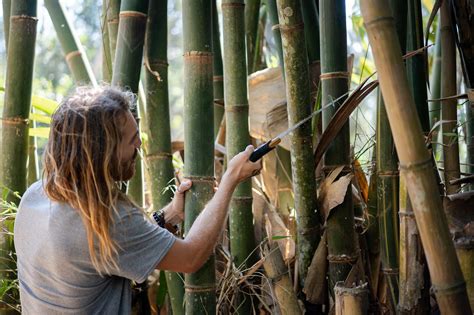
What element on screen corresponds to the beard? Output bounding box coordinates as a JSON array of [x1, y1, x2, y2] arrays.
[[112, 149, 137, 181]]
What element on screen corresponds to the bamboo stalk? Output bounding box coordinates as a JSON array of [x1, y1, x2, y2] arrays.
[[2, 0, 10, 51], [266, 0, 284, 70], [1, 1, 38, 313], [101, 0, 112, 82], [464, 91, 474, 191], [361, 0, 472, 313], [182, 1, 216, 313], [365, 154, 380, 302], [320, 0, 358, 290], [262, 242, 301, 315], [44, 0, 97, 86], [334, 282, 369, 315], [27, 110, 39, 186], [429, 22, 442, 129], [245, 0, 261, 74], [111, 0, 148, 207], [440, 1, 461, 194], [212, 0, 225, 138], [144, 1, 184, 314], [251, 6, 266, 73], [399, 176, 430, 314], [276, 0, 320, 289], [375, 0, 407, 307], [399, 1, 432, 313], [222, 1, 256, 312], [107, 0, 120, 61]]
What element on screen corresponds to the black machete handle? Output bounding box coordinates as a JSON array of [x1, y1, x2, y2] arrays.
[[249, 140, 275, 162]]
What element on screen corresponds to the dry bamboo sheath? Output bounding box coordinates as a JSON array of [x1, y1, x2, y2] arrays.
[[360, 0, 472, 314]]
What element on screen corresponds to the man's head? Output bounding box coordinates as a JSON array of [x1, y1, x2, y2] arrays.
[[43, 86, 140, 271]]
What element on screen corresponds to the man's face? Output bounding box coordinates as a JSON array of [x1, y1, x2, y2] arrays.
[[113, 111, 141, 181]]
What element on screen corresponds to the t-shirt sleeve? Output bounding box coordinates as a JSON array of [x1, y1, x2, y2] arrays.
[[106, 205, 176, 283]]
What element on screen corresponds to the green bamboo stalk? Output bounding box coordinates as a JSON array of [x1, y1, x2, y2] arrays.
[[320, 0, 358, 290], [465, 97, 474, 191], [398, 1, 432, 313], [300, 0, 320, 63], [276, 0, 320, 289], [111, 0, 148, 207], [266, 0, 284, 70], [251, 6, 266, 72], [375, 0, 406, 307], [440, 1, 461, 194], [245, 0, 261, 74], [365, 155, 380, 302], [144, 1, 184, 314], [27, 110, 39, 186], [212, 0, 225, 138], [182, 1, 216, 313], [107, 0, 120, 61], [2, 0, 10, 51], [361, 0, 472, 313], [429, 22, 442, 129], [0, 1, 38, 313], [44, 0, 97, 86], [102, 0, 112, 82], [222, 1, 256, 312]]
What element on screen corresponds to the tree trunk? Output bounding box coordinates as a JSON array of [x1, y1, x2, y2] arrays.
[[441, 1, 461, 194], [0, 1, 38, 313], [361, 0, 472, 313], [44, 0, 97, 86], [320, 0, 358, 291], [182, 1, 216, 313]]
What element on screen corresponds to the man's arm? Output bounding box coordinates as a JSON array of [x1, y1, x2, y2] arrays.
[[156, 145, 261, 273]]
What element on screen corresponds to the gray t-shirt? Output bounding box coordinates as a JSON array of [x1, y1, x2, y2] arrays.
[[14, 181, 176, 314]]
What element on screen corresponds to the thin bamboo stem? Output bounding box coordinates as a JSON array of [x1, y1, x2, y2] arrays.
[[361, 0, 472, 313], [101, 0, 112, 82], [266, 0, 284, 70], [212, 0, 225, 138], [429, 22, 442, 129], [44, 0, 97, 86], [245, 0, 261, 74], [182, 1, 216, 313], [107, 0, 120, 62], [465, 96, 474, 191], [440, 1, 461, 194]]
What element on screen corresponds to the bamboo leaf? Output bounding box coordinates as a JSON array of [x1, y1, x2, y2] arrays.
[[29, 113, 52, 125], [31, 95, 59, 115], [29, 127, 50, 139], [303, 231, 328, 304]]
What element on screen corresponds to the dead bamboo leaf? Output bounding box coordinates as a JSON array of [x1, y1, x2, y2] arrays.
[[318, 170, 354, 220], [303, 231, 328, 304]]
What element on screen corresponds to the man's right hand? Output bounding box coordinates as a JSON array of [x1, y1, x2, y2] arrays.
[[224, 145, 263, 186]]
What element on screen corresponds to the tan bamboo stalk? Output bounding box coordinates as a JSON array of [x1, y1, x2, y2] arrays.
[[262, 242, 301, 315], [334, 282, 369, 315], [440, 1, 461, 194], [361, 0, 472, 313]]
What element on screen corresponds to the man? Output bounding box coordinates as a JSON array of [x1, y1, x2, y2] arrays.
[[14, 86, 262, 314]]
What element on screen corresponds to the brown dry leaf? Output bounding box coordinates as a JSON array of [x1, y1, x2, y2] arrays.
[[318, 166, 353, 220], [303, 231, 328, 304]]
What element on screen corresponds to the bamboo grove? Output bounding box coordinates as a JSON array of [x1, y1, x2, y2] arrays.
[[1, 0, 474, 314]]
